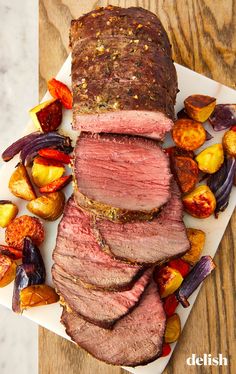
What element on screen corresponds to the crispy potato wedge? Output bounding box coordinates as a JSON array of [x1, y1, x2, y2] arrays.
[[155, 266, 183, 298], [172, 119, 206, 151], [222, 130, 236, 157], [29, 99, 62, 133], [182, 185, 216, 218], [165, 314, 181, 343], [195, 144, 224, 174], [5, 215, 45, 250], [172, 156, 199, 193], [184, 95, 216, 122], [0, 201, 18, 228], [0, 255, 16, 287], [27, 192, 65, 221], [9, 164, 36, 201], [20, 284, 59, 310], [182, 228, 206, 265], [31, 157, 65, 187]]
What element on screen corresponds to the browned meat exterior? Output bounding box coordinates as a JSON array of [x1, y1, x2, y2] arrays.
[[70, 6, 177, 140], [94, 182, 190, 264], [73, 133, 172, 222], [52, 196, 144, 291], [52, 264, 152, 329], [61, 280, 166, 367]]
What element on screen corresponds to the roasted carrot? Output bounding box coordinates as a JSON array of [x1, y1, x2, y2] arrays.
[[39, 175, 72, 193], [38, 148, 71, 164], [48, 78, 72, 109]]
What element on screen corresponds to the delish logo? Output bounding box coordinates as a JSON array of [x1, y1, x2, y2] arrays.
[[186, 354, 228, 366]]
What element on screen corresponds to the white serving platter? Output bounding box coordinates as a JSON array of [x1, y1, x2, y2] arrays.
[[0, 54, 235, 374]]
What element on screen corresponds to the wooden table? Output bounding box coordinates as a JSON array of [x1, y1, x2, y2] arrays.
[[39, 1, 236, 373]]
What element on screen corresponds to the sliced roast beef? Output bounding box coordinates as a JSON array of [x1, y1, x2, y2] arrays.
[[52, 196, 144, 291], [61, 280, 166, 366], [52, 264, 152, 329], [94, 182, 190, 264], [73, 133, 172, 222], [70, 6, 177, 140]]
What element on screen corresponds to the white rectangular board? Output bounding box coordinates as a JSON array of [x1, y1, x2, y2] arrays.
[[0, 54, 235, 374]]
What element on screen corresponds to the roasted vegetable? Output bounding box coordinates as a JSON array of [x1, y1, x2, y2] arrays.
[[12, 237, 46, 313], [176, 256, 216, 307], [48, 78, 73, 109], [38, 148, 71, 164], [222, 130, 236, 157], [205, 130, 213, 141], [0, 245, 22, 260], [207, 157, 236, 217], [163, 294, 179, 317], [182, 185, 216, 218], [39, 175, 72, 193], [27, 192, 65, 221], [165, 146, 195, 159], [5, 215, 45, 250], [20, 284, 59, 310], [182, 228, 206, 265], [161, 343, 171, 357], [171, 156, 199, 193], [2, 132, 41, 162], [195, 144, 224, 174], [184, 95, 216, 122], [31, 157, 65, 187], [155, 266, 183, 298], [177, 108, 189, 119], [29, 99, 62, 133], [168, 259, 190, 278], [172, 119, 206, 151], [9, 163, 36, 201], [0, 200, 18, 228], [0, 255, 16, 287], [164, 314, 181, 343], [209, 104, 236, 131]]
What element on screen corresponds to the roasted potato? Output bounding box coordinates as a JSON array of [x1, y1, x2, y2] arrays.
[[172, 156, 199, 193], [27, 192, 65, 221], [9, 163, 36, 201], [20, 285, 59, 310], [182, 228, 206, 265], [222, 130, 236, 157], [195, 144, 224, 174], [0, 200, 18, 228], [0, 255, 16, 287], [31, 157, 65, 187], [29, 99, 62, 133], [172, 119, 206, 151], [182, 185, 216, 218], [5, 215, 45, 250], [184, 95, 216, 122], [155, 266, 183, 298], [164, 314, 181, 343]]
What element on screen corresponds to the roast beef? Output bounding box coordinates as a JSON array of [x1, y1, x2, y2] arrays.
[[52, 264, 152, 329], [73, 133, 172, 222], [70, 6, 177, 140], [94, 182, 190, 264], [61, 280, 166, 367], [52, 196, 144, 291]]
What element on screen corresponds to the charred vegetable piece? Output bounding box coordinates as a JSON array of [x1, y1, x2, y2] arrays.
[[48, 78, 72, 109], [209, 104, 236, 131], [168, 259, 190, 278], [39, 175, 72, 193], [172, 119, 206, 151], [20, 284, 59, 310], [205, 130, 213, 141], [29, 99, 62, 133], [165, 146, 195, 159], [155, 266, 183, 298], [0, 200, 18, 228], [207, 157, 236, 217], [9, 163, 36, 201], [38, 148, 71, 164], [5, 215, 45, 250], [172, 156, 199, 193], [0, 255, 16, 287], [182, 185, 216, 218], [1, 132, 41, 162], [195, 144, 224, 174], [27, 192, 65, 221], [177, 108, 189, 119], [164, 313, 181, 343], [222, 130, 236, 157], [182, 228, 206, 265], [161, 343, 171, 357], [31, 157, 65, 187], [184, 95, 216, 122], [176, 256, 216, 307], [163, 294, 179, 317], [0, 245, 22, 260]]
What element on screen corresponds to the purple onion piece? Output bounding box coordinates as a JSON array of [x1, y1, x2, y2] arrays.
[[0, 200, 13, 205], [176, 256, 216, 307], [2, 132, 41, 162], [209, 104, 236, 131], [205, 130, 213, 141]]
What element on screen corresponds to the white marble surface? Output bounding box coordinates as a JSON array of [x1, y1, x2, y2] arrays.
[[0, 1, 38, 373]]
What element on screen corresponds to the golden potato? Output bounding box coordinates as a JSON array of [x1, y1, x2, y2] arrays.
[[20, 284, 59, 310], [184, 94, 216, 122], [9, 163, 36, 201], [31, 157, 65, 187], [172, 119, 206, 151], [154, 266, 183, 298], [0, 255, 16, 287], [182, 228, 206, 265], [182, 185, 216, 218], [0, 201, 18, 228], [164, 314, 181, 343], [27, 191, 65, 221], [222, 130, 236, 157], [195, 144, 224, 174]]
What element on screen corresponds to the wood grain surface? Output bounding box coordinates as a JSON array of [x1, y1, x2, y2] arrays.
[[39, 1, 236, 373]]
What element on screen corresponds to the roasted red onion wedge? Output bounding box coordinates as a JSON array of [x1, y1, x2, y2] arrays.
[[2, 132, 41, 161], [209, 104, 236, 131]]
